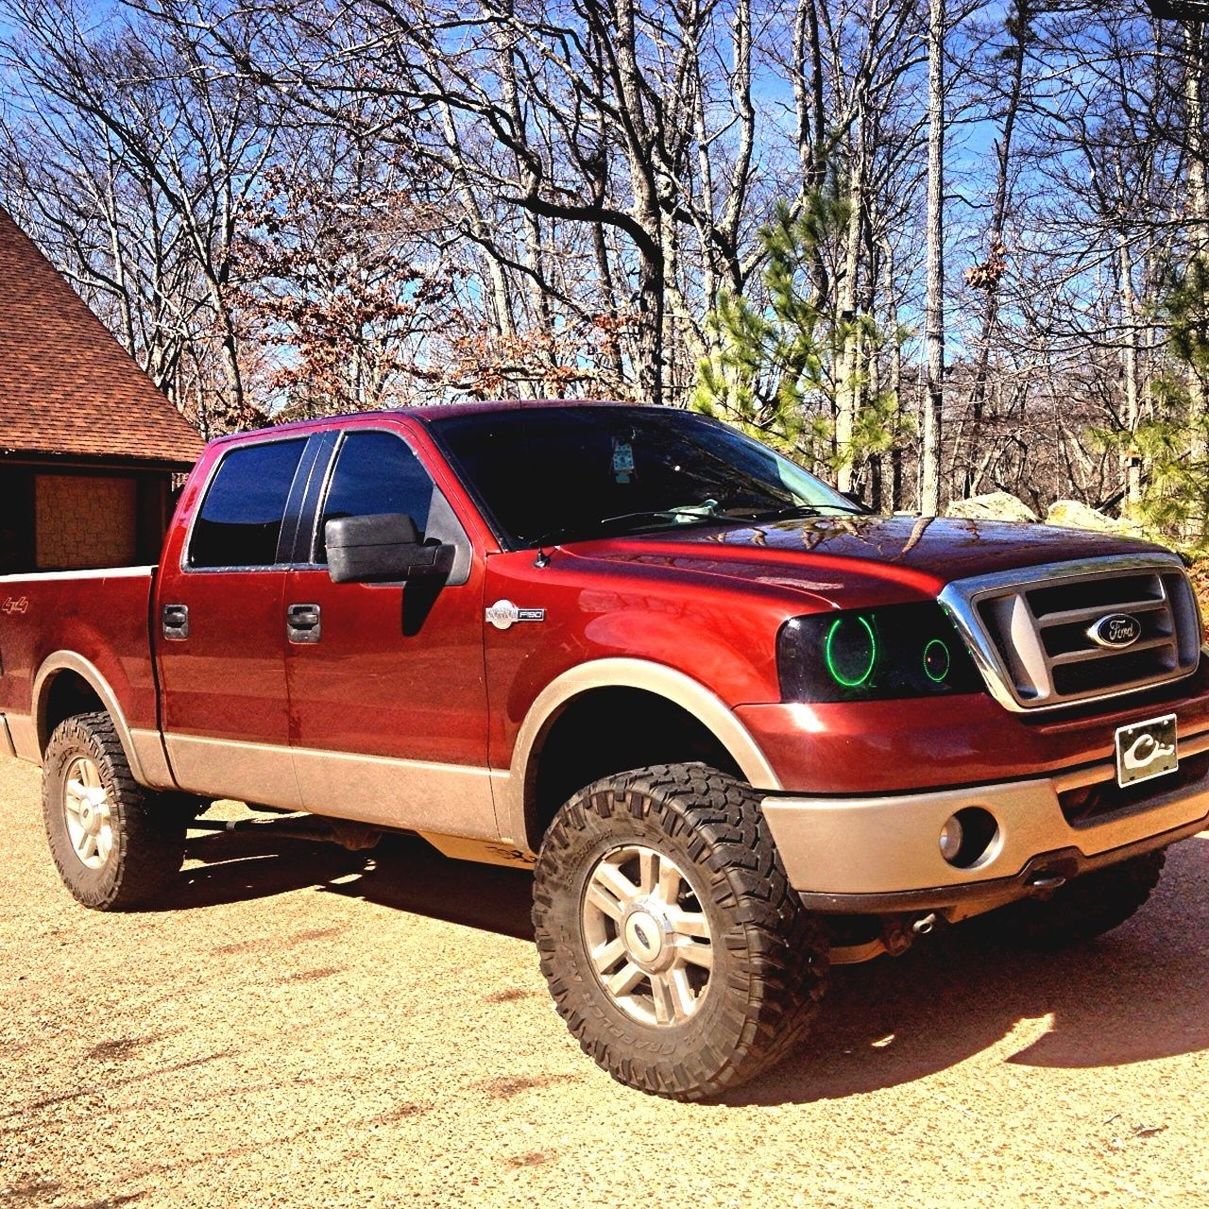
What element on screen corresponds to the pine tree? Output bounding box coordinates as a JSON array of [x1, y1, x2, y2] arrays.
[[693, 184, 905, 486], [1093, 255, 1209, 548]]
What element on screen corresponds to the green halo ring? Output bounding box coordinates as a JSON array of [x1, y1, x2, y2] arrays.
[[923, 637, 951, 684], [824, 615, 877, 688]]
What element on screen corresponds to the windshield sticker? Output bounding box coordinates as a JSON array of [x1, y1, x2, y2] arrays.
[[612, 440, 635, 483]]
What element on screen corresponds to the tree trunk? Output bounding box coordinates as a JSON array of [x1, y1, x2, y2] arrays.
[[921, 0, 946, 515], [835, 136, 864, 493], [963, 0, 1028, 497], [1118, 234, 1142, 507], [612, 0, 666, 405], [1184, 20, 1208, 538]]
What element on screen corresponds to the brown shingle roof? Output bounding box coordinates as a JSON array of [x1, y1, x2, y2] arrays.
[[0, 207, 204, 468]]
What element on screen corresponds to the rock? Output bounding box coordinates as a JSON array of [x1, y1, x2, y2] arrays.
[[1045, 499, 1147, 538], [945, 491, 1038, 523]]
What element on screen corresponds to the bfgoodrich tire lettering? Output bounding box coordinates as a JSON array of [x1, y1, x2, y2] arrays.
[[42, 712, 187, 910], [532, 763, 829, 1100]]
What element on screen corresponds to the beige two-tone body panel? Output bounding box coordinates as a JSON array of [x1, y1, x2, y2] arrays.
[[495, 656, 783, 855], [762, 725, 1209, 909], [9, 650, 175, 790]]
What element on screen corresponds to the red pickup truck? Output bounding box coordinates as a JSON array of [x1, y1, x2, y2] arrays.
[[3, 401, 1207, 1099]]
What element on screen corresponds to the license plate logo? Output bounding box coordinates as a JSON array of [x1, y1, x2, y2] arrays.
[[1115, 714, 1178, 787]]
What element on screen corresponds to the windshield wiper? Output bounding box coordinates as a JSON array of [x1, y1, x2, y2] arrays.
[[597, 503, 722, 531], [528, 506, 721, 561]]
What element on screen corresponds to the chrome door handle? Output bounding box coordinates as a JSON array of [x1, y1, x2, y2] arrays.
[[286, 602, 322, 644], [162, 604, 189, 641]]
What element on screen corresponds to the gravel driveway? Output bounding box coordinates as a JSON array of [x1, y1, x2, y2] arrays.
[[1, 754, 1206, 1208]]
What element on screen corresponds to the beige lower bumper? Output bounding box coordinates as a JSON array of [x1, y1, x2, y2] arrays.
[[762, 755, 1209, 904]]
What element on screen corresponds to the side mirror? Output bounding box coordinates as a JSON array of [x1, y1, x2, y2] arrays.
[[325, 514, 453, 584], [841, 490, 870, 511]]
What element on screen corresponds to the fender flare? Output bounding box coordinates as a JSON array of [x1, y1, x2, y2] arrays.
[[501, 657, 781, 851], [32, 651, 165, 787]]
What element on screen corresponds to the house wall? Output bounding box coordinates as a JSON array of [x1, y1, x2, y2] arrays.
[[36, 474, 138, 568], [0, 467, 34, 574], [0, 462, 174, 574]]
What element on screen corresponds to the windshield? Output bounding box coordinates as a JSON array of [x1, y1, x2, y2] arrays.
[[426, 405, 860, 549]]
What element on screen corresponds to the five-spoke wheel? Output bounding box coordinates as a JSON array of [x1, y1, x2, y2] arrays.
[[582, 844, 713, 1026], [62, 755, 115, 871], [42, 712, 186, 909], [533, 763, 829, 1100]]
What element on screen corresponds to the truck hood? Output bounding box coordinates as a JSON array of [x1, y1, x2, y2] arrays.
[[556, 515, 1172, 608]]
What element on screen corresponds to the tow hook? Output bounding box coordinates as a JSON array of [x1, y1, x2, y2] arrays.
[[829, 912, 942, 965], [912, 912, 938, 936], [1027, 872, 1067, 893]]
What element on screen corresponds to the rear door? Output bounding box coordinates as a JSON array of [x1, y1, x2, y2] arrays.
[[156, 432, 327, 808], [283, 423, 496, 838]]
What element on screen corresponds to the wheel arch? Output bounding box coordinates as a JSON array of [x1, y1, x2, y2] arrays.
[[33, 652, 158, 786], [505, 658, 781, 853]]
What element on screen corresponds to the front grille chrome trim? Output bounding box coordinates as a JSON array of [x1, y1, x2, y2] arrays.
[[939, 553, 1201, 713]]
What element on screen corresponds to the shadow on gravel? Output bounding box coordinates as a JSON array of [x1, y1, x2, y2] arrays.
[[160, 828, 379, 909], [322, 833, 536, 940], [169, 828, 536, 938], [167, 822, 1208, 1105], [724, 835, 1209, 1107]]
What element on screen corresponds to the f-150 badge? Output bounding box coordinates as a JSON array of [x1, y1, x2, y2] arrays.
[[485, 599, 546, 631]]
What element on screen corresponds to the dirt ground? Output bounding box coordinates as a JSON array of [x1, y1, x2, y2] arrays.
[[1, 755, 1207, 1209]]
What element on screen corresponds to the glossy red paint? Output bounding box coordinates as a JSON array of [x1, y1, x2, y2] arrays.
[[154, 428, 300, 751], [553, 514, 1171, 599], [283, 416, 491, 771], [1, 403, 1205, 824], [736, 660, 1209, 795], [0, 569, 159, 741]]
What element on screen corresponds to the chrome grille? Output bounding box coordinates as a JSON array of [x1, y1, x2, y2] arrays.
[[938, 555, 1202, 712]]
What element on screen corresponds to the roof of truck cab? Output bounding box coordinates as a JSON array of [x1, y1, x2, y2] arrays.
[[204, 399, 652, 446]]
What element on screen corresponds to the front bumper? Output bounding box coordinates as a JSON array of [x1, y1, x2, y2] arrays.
[[761, 730, 1209, 914]]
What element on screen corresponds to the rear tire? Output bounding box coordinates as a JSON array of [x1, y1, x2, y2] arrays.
[[972, 851, 1166, 950], [532, 763, 829, 1100], [42, 712, 187, 910]]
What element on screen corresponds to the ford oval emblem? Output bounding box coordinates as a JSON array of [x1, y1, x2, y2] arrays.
[[1087, 612, 1142, 649]]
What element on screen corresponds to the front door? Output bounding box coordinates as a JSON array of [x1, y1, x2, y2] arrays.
[[284, 425, 495, 838], [156, 433, 320, 809]]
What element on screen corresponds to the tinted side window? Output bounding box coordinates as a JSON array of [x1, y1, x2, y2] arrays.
[[316, 431, 434, 563], [188, 439, 306, 569]]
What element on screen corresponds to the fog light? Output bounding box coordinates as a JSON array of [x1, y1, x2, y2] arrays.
[[939, 806, 1000, 868], [939, 815, 964, 862]]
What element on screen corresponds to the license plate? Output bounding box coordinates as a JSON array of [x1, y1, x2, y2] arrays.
[[1114, 714, 1178, 788]]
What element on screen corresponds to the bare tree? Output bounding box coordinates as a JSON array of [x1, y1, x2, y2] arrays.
[[921, 0, 945, 514]]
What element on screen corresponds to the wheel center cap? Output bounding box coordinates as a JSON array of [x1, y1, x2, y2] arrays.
[[623, 909, 665, 965]]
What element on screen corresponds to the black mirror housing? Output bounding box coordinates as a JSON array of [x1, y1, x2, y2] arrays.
[[325, 514, 453, 584]]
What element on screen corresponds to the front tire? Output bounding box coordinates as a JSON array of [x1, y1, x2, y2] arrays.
[[972, 851, 1166, 950], [42, 712, 187, 910], [532, 763, 829, 1100]]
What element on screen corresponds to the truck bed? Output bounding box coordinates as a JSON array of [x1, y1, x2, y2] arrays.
[[0, 566, 159, 764]]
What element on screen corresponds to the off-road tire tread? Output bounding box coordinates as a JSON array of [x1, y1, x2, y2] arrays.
[[42, 711, 186, 910], [975, 850, 1166, 950], [533, 763, 829, 1100]]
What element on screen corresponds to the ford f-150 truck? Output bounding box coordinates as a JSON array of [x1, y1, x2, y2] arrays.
[[3, 401, 1208, 1099]]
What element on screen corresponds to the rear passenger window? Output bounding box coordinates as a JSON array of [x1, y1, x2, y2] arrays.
[[315, 431, 434, 563], [188, 439, 306, 569]]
